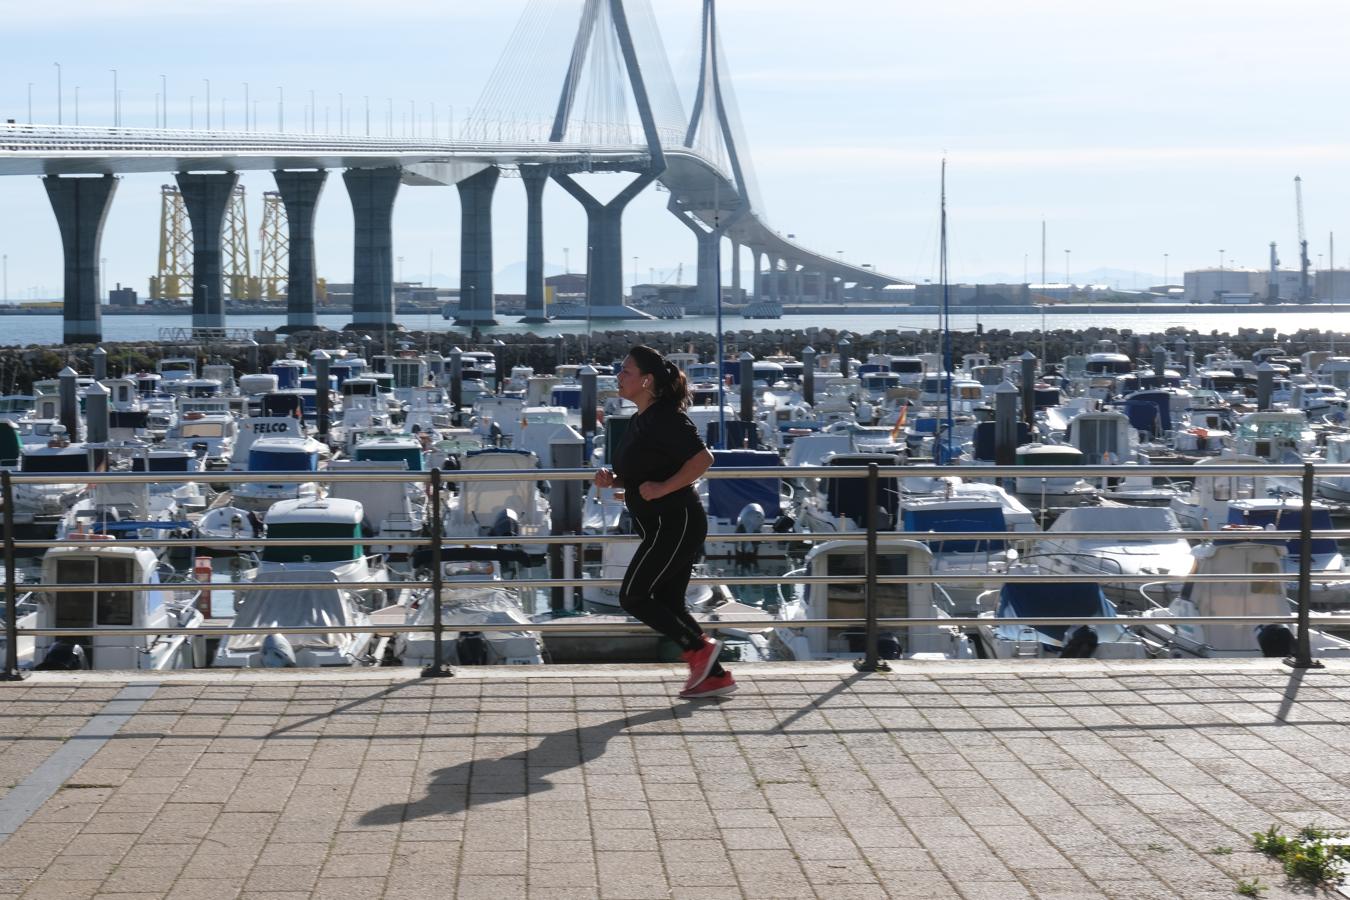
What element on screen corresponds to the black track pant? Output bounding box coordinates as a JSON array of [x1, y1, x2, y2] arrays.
[[619, 493, 708, 651]]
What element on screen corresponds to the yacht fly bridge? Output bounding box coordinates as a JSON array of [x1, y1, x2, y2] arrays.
[[0, 461, 1347, 675]]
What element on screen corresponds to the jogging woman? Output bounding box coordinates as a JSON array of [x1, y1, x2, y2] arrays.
[[594, 346, 736, 699]]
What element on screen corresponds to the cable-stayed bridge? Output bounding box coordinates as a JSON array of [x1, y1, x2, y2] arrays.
[[0, 0, 907, 343]]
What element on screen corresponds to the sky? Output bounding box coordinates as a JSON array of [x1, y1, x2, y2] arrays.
[[2, 0, 1349, 301]]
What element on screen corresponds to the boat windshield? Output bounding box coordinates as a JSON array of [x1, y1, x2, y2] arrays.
[[263, 523, 362, 563], [998, 582, 1108, 641]]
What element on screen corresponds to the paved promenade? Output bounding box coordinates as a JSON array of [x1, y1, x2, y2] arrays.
[[0, 660, 1347, 899]]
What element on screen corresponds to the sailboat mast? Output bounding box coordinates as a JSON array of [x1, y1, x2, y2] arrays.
[[941, 158, 954, 463]]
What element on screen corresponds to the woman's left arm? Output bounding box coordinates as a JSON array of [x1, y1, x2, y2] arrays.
[[639, 447, 714, 501]]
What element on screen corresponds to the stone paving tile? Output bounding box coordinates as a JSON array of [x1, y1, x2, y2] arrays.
[[3, 662, 1350, 898]]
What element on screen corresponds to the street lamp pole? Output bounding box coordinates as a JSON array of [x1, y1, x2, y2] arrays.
[[1064, 249, 1071, 285], [204, 79, 211, 129], [160, 75, 167, 128], [243, 82, 250, 131], [109, 69, 118, 126], [26, 83, 32, 125], [53, 63, 61, 125]]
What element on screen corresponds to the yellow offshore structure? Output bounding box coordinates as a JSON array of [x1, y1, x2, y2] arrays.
[[258, 191, 288, 301]]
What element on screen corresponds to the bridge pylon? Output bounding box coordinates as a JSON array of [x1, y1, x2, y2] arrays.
[[549, 0, 667, 319]]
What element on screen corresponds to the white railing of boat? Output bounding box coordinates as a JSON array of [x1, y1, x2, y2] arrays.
[[1, 461, 1344, 678]]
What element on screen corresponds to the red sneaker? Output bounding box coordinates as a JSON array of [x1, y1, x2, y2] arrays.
[[680, 670, 737, 699], [680, 636, 721, 692]]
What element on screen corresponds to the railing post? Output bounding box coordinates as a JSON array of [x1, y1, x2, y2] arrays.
[[1, 472, 22, 681], [421, 467, 452, 678], [1285, 462, 1324, 670], [855, 463, 890, 673]]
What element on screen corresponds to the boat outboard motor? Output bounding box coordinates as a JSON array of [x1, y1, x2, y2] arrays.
[[456, 632, 490, 665], [489, 508, 520, 538], [36, 640, 88, 671], [260, 633, 298, 668], [1256, 623, 1296, 658], [1059, 625, 1100, 659]]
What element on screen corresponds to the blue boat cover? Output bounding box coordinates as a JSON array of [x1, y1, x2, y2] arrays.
[[708, 450, 782, 520], [1123, 391, 1172, 435], [248, 448, 318, 472], [998, 581, 1110, 641], [1226, 505, 1337, 554], [902, 505, 1006, 552]]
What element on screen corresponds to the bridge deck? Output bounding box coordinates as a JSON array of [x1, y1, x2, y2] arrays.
[[0, 660, 1335, 899]]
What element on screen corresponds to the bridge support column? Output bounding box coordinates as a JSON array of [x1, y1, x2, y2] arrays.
[[273, 169, 327, 332], [176, 171, 238, 331], [520, 166, 551, 323], [554, 171, 658, 319], [43, 174, 118, 344], [456, 166, 499, 326], [730, 241, 741, 302], [751, 249, 765, 299], [343, 167, 400, 332]]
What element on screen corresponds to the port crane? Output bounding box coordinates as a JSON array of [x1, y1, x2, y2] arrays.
[[1296, 175, 1312, 303]]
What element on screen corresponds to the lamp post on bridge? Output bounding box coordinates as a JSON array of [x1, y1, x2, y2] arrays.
[[160, 74, 167, 128], [53, 62, 61, 125], [203, 79, 210, 130], [109, 69, 117, 126]]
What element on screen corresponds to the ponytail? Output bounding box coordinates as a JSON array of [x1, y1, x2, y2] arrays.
[[628, 345, 691, 410]]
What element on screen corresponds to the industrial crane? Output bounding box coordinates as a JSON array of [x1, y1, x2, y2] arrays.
[[1296, 175, 1312, 303]]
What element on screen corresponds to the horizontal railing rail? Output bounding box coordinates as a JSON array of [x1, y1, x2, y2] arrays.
[[0, 460, 1341, 678]]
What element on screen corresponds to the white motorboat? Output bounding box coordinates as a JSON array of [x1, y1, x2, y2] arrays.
[[1029, 505, 1193, 611], [443, 448, 551, 541], [32, 539, 203, 671], [971, 576, 1147, 659], [213, 498, 385, 667], [771, 539, 973, 661], [703, 449, 793, 558], [898, 492, 1017, 616], [392, 549, 544, 667], [1136, 539, 1350, 658], [231, 434, 326, 513], [1169, 454, 1274, 531], [1013, 443, 1097, 510], [1226, 498, 1350, 611]]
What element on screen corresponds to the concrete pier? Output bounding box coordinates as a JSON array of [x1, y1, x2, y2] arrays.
[[42, 174, 118, 344], [175, 171, 238, 331], [520, 166, 551, 323], [455, 166, 499, 326], [343, 167, 401, 332], [273, 169, 328, 331]]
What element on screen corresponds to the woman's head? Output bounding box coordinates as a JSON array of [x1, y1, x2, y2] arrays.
[[620, 345, 690, 410]]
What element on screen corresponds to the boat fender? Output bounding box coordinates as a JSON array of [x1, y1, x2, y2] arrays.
[[877, 633, 903, 660], [261, 634, 298, 668], [457, 631, 490, 666], [1059, 625, 1099, 659], [35, 640, 88, 671], [1256, 623, 1296, 658]]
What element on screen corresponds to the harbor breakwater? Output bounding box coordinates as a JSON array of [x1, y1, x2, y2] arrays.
[[1, 323, 1345, 391]]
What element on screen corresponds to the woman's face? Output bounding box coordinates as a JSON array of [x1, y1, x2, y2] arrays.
[[617, 355, 648, 402]]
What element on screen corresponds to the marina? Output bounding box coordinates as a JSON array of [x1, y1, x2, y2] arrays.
[[2, 332, 1350, 679]]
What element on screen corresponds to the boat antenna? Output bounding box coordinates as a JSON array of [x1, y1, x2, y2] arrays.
[[714, 175, 725, 449], [941, 157, 954, 463]]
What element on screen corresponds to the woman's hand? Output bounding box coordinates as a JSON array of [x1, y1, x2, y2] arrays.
[[638, 480, 667, 501], [594, 468, 616, 489]]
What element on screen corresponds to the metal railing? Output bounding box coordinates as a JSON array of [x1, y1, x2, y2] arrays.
[[2, 460, 1346, 680]]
